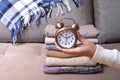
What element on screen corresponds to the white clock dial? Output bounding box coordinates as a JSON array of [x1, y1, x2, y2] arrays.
[[57, 30, 76, 48]]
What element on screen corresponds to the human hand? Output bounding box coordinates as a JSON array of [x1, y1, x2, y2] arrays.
[[55, 32, 97, 58]]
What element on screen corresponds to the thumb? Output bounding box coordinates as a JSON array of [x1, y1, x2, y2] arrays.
[[77, 32, 88, 44]]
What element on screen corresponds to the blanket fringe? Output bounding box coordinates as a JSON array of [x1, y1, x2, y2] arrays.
[[20, 0, 83, 44], [73, 0, 84, 8]]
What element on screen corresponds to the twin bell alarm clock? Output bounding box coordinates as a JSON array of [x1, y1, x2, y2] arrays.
[[55, 18, 79, 49]]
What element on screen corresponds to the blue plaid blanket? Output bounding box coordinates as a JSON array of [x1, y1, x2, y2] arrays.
[[0, 0, 83, 44]]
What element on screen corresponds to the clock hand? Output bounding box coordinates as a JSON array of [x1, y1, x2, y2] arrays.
[[65, 35, 71, 38], [61, 34, 65, 38], [65, 37, 68, 45]]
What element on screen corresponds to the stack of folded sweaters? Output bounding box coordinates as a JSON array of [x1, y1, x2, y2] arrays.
[[43, 24, 103, 74]]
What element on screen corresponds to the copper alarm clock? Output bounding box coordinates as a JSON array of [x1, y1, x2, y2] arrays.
[[55, 18, 79, 48]]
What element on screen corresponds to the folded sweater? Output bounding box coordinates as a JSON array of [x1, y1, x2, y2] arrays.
[[44, 64, 102, 74], [46, 56, 97, 66], [44, 24, 99, 38], [45, 49, 80, 58]]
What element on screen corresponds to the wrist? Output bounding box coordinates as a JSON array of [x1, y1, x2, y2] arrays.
[[87, 45, 97, 58]]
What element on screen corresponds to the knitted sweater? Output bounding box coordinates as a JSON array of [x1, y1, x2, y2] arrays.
[[91, 45, 120, 68]]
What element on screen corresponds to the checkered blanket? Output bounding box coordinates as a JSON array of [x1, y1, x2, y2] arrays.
[[0, 0, 83, 44]]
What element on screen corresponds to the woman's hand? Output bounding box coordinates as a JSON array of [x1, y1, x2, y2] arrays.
[[55, 32, 97, 58]]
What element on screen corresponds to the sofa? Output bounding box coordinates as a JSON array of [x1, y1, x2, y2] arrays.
[[0, 0, 120, 80]]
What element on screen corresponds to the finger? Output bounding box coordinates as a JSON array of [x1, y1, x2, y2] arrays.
[[77, 32, 88, 44], [55, 42, 69, 53], [56, 44, 86, 54], [62, 47, 84, 54], [77, 32, 85, 41], [55, 41, 87, 56]]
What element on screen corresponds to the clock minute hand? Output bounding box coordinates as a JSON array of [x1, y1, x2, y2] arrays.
[[61, 34, 65, 38], [65, 37, 68, 45]]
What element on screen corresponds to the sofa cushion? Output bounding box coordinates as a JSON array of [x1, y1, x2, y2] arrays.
[[5, 43, 43, 55], [0, 43, 120, 80], [0, 43, 10, 55], [94, 0, 120, 43], [0, 0, 93, 43], [101, 43, 120, 51], [0, 54, 42, 80]]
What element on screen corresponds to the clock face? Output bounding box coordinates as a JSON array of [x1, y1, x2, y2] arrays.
[[56, 29, 77, 48]]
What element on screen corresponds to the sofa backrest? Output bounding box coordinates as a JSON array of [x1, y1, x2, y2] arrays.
[[94, 0, 120, 43]]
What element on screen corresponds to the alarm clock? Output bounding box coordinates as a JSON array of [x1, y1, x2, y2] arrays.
[[55, 18, 79, 48]]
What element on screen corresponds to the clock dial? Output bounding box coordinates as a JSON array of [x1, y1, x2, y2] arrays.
[[56, 29, 76, 48]]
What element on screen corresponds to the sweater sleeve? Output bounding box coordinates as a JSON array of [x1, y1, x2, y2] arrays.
[[91, 45, 120, 68]]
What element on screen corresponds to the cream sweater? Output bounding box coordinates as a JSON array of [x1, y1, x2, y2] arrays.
[[91, 45, 120, 68]]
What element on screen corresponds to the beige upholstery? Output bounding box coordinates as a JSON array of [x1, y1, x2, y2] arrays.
[[0, 43, 120, 80], [94, 0, 120, 43]]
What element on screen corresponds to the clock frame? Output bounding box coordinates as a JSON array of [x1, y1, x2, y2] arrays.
[[55, 27, 77, 48]]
